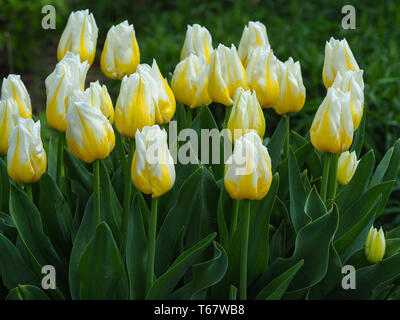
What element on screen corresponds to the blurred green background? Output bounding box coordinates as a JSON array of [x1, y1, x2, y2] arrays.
[[1, 0, 399, 155]]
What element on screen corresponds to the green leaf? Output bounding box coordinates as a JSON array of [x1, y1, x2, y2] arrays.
[[304, 186, 327, 221], [78, 222, 127, 299], [0, 157, 9, 213], [229, 285, 238, 300], [0, 211, 16, 242], [266, 115, 288, 172], [217, 185, 230, 249], [63, 148, 93, 192], [350, 112, 366, 157], [6, 285, 49, 300]]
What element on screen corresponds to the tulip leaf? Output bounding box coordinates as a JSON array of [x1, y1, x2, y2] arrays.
[[47, 135, 57, 182], [79, 222, 127, 299], [387, 225, 400, 239], [0, 211, 16, 242], [63, 148, 93, 192], [350, 112, 366, 157], [0, 158, 9, 213], [266, 115, 288, 172], [6, 285, 49, 300], [217, 185, 231, 249], [304, 186, 327, 221]]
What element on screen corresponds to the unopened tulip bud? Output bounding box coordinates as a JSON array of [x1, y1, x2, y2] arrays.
[[310, 87, 353, 154], [337, 151, 359, 185], [171, 54, 211, 108], [224, 131, 272, 200], [208, 44, 248, 106], [57, 9, 98, 66], [322, 37, 360, 88], [66, 91, 115, 163], [238, 21, 270, 67], [0, 99, 19, 155], [101, 20, 140, 80], [7, 118, 46, 183], [180, 24, 213, 64], [1, 74, 32, 119], [365, 226, 386, 264], [131, 125, 175, 197]]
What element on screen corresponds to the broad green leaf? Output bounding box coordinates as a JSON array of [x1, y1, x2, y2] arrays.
[[304, 186, 327, 221], [0, 211, 16, 242], [350, 112, 366, 157], [63, 148, 93, 192], [387, 225, 400, 239], [266, 115, 288, 172], [6, 285, 49, 300], [216, 185, 230, 249], [0, 157, 9, 213]]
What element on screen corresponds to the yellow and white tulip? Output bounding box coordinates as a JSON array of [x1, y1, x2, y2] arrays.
[[365, 226, 386, 264], [337, 151, 359, 185], [57, 9, 98, 66], [0, 99, 19, 155], [85, 81, 114, 124], [238, 21, 270, 67], [1, 74, 32, 119], [224, 131, 272, 200], [100, 20, 140, 80], [7, 118, 46, 183], [208, 44, 248, 106], [131, 125, 175, 197], [180, 24, 213, 64]]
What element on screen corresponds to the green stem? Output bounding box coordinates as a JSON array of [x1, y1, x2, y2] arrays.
[[327, 154, 339, 202], [320, 153, 331, 202], [56, 131, 64, 186], [147, 196, 159, 293], [93, 160, 101, 221], [240, 199, 251, 300], [187, 108, 193, 128], [229, 200, 240, 241], [284, 115, 290, 158], [25, 184, 32, 199], [116, 131, 128, 174]]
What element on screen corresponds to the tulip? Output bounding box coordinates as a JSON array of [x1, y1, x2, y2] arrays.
[[238, 21, 270, 67], [57, 9, 98, 66], [131, 125, 175, 197], [246, 46, 279, 108], [365, 226, 386, 264], [171, 54, 211, 108], [310, 87, 353, 154], [85, 81, 114, 124], [322, 37, 360, 88], [0, 99, 19, 155], [227, 88, 265, 141], [65, 91, 115, 163], [180, 24, 213, 64], [1, 74, 32, 118], [331, 70, 364, 129], [45, 51, 89, 132], [273, 57, 306, 115], [7, 118, 46, 183], [208, 44, 248, 106], [337, 151, 359, 185], [224, 131, 272, 200], [100, 20, 140, 80]]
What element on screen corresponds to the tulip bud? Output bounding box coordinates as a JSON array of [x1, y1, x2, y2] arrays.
[[180, 24, 213, 64], [331, 70, 364, 130], [0, 99, 19, 155], [208, 44, 248, 106], [57, 9, 98, 66], [131, 125, 175, 197], [1, 74, 32, 119], [171, 54, 212, 108], [246, 46, 279, 108], [273, 58, 306, 115], [45, 52, 89, 132], [238, 21, 270, 67], [224, 131, 272, 200], [85, 81, 114, 124], [337, 151, 359, 185], [7, 118, 46, 183], [310, 87, 353, 154], [100, 20, 140, 80], [322, 37, 360, 88], [365, 226, 386, 264], [227, 88, 265, 141], [65, 91, 115, 163]]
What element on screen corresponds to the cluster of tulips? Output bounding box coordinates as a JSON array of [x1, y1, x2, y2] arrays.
[[0, 9, 394, 300]]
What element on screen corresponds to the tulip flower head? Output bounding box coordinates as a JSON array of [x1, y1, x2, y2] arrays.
[[101, 20, 140, 80], [57, 9, 98, 66], [227, 88, 265, 141], [246, 46, 279, 108], [180, 24, 213, 64], [365, 226, 386, 264], [322, 37, 360, 88], [0, 99, 19, 155], [1, 74, 32, 119], [208, 44, 248, 106], [85, 81, 114, 124], [45, 52, 89, 132], [7, 118, 46, 183], [66, 91, 115, 163], [337, 151, 359, 185], [171, 54, 212, 108], [310, 87, 353, 154], [238, 21, 270, 67], [331, 70, 364, 130], [224, 131, 272, 200], [273, 58, 306, 115], [131, 125, 175, 197]]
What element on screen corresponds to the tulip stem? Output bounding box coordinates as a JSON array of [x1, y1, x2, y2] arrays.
[[229, 200, 240, 241], [93, 160, 101, 222], [187, 107, 193, 128], [284, 115, 290, 158], [321, 153, 331, 202], [147, 196, 158, 294], [327, 154, 339, 202], [240, 199, 251, 300], [25, 184, 32, 199], [56, 131, 64, 186]]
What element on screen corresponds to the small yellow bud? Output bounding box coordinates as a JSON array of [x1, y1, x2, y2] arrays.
[[365, 226, 386, 264]]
